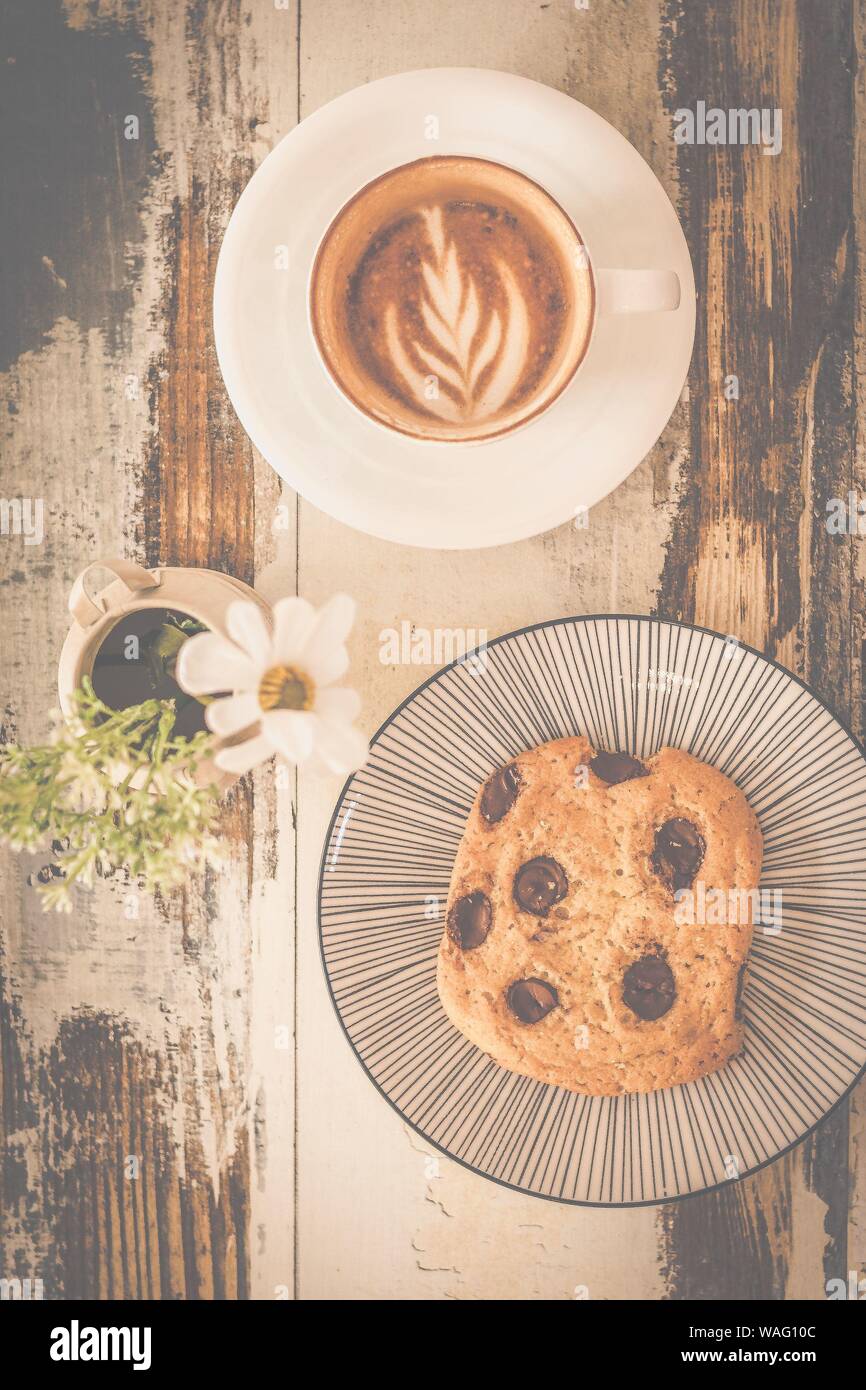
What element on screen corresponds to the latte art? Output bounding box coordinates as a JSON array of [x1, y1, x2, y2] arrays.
[[311, 157, 594, 443], [382, 206, 533, 427]]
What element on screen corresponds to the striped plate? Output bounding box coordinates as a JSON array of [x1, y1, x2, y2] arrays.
[[318, 615, 866, 1205]]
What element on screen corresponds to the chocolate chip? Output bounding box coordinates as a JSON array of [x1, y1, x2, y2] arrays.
[[507, 977, 558, 1024], [513, 856, 568, 916], [447, 891, 492, 950], [590, 750, 649, 784], [480, 763, 521, 823], [622, 954, 676, 1021], [651, 818, 705, 892]]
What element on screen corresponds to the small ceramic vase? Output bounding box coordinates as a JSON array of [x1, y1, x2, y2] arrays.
[[57, 557, 271, 790]]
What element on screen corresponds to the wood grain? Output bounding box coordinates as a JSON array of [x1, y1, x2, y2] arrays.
[[657, 0, 861, 1299], [0, 0, 297, 1301], [294, 0, 683, 1302]]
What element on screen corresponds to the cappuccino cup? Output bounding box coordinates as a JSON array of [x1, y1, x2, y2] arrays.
[[309, 155, 680, 445]]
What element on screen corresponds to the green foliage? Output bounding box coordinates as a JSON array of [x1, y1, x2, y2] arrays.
[[0, 678, 221, 912], [144, 613, 209, 695]]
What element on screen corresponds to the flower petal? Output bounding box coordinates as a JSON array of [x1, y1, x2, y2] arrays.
[[299, 593, 356, 685], [205, 693, 261, 739], [272, 597, 317, 664], [262, 709, 316, 764], [215, 733, 273, 776], [305, 643, 349, 687], [226, 600, 273, 665], [313, 715, 369, 775], [315, 686, 362, 723], [177, 632, 258, 695]]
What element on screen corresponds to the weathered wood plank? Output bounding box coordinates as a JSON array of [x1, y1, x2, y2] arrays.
[[657, 0, 859, 1299], [847, 0, 866, 1302], [295, 0, 684, 1301], [0, 0, 298, 1300]]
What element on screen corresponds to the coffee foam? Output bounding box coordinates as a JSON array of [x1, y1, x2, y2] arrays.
[[311, 157, 594, 443]]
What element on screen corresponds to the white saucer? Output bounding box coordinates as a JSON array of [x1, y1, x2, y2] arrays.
[[214, 69, 695, 550]]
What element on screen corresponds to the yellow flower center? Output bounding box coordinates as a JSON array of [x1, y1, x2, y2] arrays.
[[258, 665, 314, 712]]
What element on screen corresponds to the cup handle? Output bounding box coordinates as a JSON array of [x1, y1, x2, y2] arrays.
[[595, 268, 681, 316], [68, 557, 159, 628]]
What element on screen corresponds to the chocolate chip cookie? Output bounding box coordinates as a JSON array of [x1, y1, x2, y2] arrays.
[[437, 738, 763, 1095]]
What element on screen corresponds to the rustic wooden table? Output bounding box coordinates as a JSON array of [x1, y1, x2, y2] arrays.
[[1, 0, 864, 1301]]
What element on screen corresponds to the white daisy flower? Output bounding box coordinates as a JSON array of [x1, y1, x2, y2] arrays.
[[176, 594, 368, 778]]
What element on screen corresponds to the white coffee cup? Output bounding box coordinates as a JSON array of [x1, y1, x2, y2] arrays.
[[307, 155, 682, 446]]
